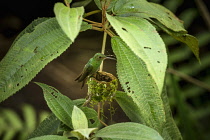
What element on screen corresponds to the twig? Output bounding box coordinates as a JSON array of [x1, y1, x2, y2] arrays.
[[84, 10, 101, 17], [167, 68, 210, 92], [92, 26, 103, 31], [100, 31, 107, 71], [195, 0, 210, 30], [83, 18, 102, 26], [97, 103, 108, 126]]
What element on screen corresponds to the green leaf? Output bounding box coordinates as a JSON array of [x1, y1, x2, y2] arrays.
[[72, 106, 88, 129], [115, 91, 143, 123], [0, 108, 23, 140], [107, 14, 167, 95], [111, 36, 166, 132], [72, 0, 92, 7], [54, 2, 84, 41], [0, 109, 23, 130], [152, 19, 199, 61], [112, 0, 186, 32], [80, 21, 92, 32], [161, 86, 183, 140], [28, 114, 60, 139], [19, 104, 37, 139], [73, 98, 86, 107], [0, 18, 72, 102], [72, 128, 98, 139], [28, 135, 69, 140], [80, 107, 100, 128], [35, 82, 74, 129], [22, 104, 36, 132], [94, 122, 163, 140], [94, 0, 118, 12]]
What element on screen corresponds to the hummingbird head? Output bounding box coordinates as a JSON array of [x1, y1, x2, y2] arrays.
[[94, 53, 116, 61], [94, 53, 107, 61]]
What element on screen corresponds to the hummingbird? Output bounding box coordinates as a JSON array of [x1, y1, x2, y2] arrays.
[[75, 53, 115, 88]]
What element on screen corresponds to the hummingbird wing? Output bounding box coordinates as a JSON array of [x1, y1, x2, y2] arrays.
[[75, 63, 93, 82]]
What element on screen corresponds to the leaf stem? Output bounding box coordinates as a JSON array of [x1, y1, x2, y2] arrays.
[[84, 10, 101, 17], [92, 26, 103, 31], [64, 0, 70, 7], [106, 29, 115, 37], [83, 18, 102, 26]]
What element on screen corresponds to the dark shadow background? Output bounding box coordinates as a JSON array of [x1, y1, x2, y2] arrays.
[[0, 0, 210, 139]]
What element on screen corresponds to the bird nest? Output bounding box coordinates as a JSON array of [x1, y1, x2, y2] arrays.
[[86, 71, 118, 104]]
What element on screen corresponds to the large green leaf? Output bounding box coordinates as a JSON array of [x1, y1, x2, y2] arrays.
[[161, 86, 183, 140], [111, 0, 199, 61], [0, 18, 72, 102], [54, 2, 84, 41], [95, 122, 163, 140], [28, 114, 60, 139], [112, 0, 186, 33], [115, 91, 143, 123], [35, 82, 74, 129], [72, 106, 88, 130], [28, 135, 69, 140], [111, 36, 166, 132], [151, 19, 199, 61], [107, 14, 167, 95]]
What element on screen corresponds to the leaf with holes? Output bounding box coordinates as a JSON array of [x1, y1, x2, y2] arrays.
[[107, 14, 167, 95], [111, 36, 166, 132], [94, 122, 163, 140], [54, 2, 84, 41], [0, 18, 72, 102], [112, 0, 186, 33], [35, 82, 74, 129], [111, 0, 199, 61], [151, 19, 199, 61]]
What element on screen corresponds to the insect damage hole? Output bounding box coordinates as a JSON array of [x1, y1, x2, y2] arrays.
[[125, 82, 129, 85], [144, 46, 151, 49], [51, 92, 58, 98], [122, 27, 128, 32]]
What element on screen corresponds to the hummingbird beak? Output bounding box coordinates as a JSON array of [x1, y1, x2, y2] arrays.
[[105, 55, 116, 60]]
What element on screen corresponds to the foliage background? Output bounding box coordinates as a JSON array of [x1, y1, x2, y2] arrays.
[[0, 0, 210, 139]]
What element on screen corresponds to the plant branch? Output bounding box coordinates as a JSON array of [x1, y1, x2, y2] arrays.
[[92, 26, 103, 31], [100, 32, 108, 71], [84, 10, 101, 17], [195, 0, 210, 30], [106, 29, 115, 37], [167, 68, 210, 92], [83, 18, 102, 26]]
